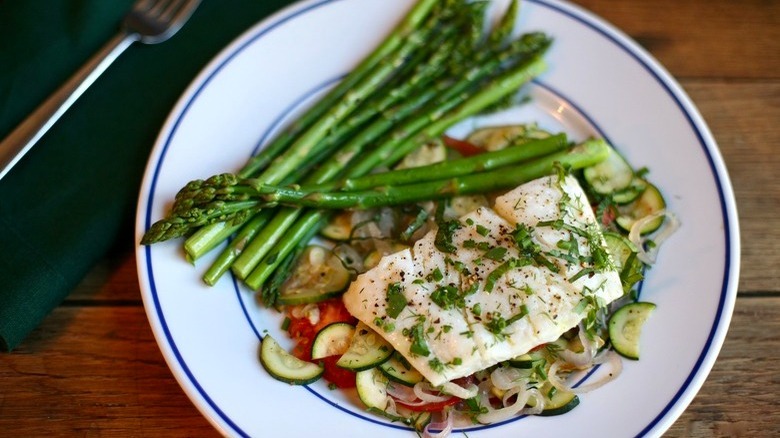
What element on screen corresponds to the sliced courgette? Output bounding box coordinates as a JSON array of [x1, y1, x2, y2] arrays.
[[311, 322, 355, 360], [536, 384, 580, 416], [467, 124, 551, 151], [412, 411, 433, 431], [378, 353, 424, 386], [443, 194, 489, 220], [337, 322, 394, 371], [609, 301, 656, 360], [320, 211, 353, 241], [394, 138, 447, 169], [508, 349, 546, 369], [363, 242, 408, 270], [356, 367, 390, 410], [277, 245, 351, 306], [611, 177, 648, 205], [615, 182, 666, 235], [260, 335, 324, 385], [583, 144, 634, 195], [603, 232, 644, 293]]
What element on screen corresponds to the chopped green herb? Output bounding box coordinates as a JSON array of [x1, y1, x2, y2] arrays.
[[435, 219, 462, 253], [483, 246, 507, 261], [386, 282, 407, 318], [409, 323, 430, 357], [476, 224, 490, 236]]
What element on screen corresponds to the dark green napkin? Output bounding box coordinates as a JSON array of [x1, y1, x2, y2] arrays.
[[0, 0, 294, 351]]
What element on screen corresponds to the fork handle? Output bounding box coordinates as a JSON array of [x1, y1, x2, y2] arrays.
[[0, 32, 137, 181]]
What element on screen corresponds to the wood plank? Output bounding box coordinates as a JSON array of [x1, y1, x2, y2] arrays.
[[682, 81, 780, 293], [572, 0, 780, 79], [0, 307, 217, 436], [2, 297, 778, 436], [665, 296, 780, 437]]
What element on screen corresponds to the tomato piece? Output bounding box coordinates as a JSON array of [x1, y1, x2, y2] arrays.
[[313, 298, 357, 333], [442, 135, 483, 157], [395, 396, 460, 412], [286, 298, 356, 361], [319, 355, 356, 389]]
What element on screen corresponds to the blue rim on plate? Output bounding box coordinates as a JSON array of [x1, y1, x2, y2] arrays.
[[138, 0, 739, 436]]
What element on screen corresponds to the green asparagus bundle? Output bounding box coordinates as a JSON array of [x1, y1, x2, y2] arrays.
[[141, 0, 578, 296]]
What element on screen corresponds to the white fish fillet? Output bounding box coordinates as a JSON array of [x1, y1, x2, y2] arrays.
[[342, 175, 623, 386]]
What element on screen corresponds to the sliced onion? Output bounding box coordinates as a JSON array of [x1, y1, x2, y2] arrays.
[[385, 382, 418, 403], [519, 389, 545, 416], [332, 243, 364, 274], [557, 325, 599, 368], [548, 350, 622, 394], [476, 384, 533, 424], [628, 210, 680, 265], [490, 366, 529, 391], [414, 382, 453, 404], [439, 381, 478, 399], [423, 409, 454, 438]]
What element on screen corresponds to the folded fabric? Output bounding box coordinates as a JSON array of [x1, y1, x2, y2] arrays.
[[0, 0, 294, 351]]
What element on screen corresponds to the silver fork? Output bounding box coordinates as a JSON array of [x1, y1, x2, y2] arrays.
[[0, 0, 201, 181]]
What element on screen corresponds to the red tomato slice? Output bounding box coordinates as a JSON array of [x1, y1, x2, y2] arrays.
[[319, 355, 356, 389], [286, 298, 356, 361], [442, 135, 483, 157]]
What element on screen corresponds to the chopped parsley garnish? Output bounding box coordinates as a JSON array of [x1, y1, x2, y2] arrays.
[[483, 246, 507, 261], [431, 284, 461, 310], [484, 306, 529, 338], [485, 258, 528, 292], [409, 322, 430, 357], [385, 282, 407, 318], [434, 219, 462, 253]]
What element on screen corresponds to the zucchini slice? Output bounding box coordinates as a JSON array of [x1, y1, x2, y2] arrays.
[[277, 245, 351, 306], [260, 335, 324, 385], [363, 242, 408, 270], [320, 211, 353, 241], [603, 232, 644, 293], [615, 182, 666, 235], [337, 322, 394, 371], [537, 384, 580, 416], [356, 367, 390, 410], [378, 353, 424, 386], [394, 138, 447, 169], [583, 145, 634, 195], [611, 177, 648, 205], [311, 322, 355, 360], [466, 124, 552, 151], [609, 302, 656, 360]]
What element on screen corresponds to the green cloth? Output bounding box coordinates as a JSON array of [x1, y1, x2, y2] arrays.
[[0, 0, 294, 351]]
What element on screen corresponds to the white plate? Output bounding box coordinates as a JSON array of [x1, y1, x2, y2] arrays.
[[135, 0, 740, 436]]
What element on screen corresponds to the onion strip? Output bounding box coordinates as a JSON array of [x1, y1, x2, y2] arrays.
[[548, 350, 622, 394], [628, 210, 680, 265]]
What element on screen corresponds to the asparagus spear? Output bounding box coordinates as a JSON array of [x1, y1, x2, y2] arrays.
[[256, 140, 609, 209], [237, 0, 441, 179], [167, 0, 442, 250], [234, 36, 551, 285], [242, 139, 600, 291], [236, 132, 565, 284], [307, 133, 567, 193], [177, 2, 475, 270], [227, 13, 483, 280]]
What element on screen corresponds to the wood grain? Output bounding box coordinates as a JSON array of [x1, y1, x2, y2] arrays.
[[573, 0, 780, 79], [0, 307, 217, 437]]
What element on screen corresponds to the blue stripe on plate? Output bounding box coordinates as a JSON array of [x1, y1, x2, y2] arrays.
[[143, 0, 736, 436]]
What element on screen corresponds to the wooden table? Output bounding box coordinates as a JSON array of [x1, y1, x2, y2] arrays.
[[2, 0, 778, 436]]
